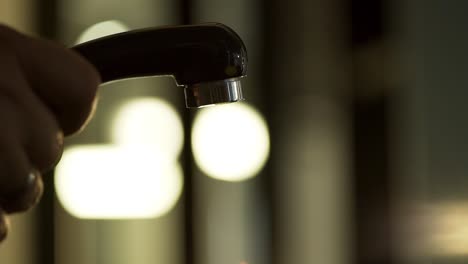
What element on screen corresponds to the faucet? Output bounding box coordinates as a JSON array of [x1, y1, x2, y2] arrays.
[[72, 23, 247, 108]]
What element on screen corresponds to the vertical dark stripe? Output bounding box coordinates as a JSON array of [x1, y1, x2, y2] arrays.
[[181, 0, 192, 24], [35, 172, 55, 264], [260, 0, 277, 263], [349, 0, 393, 263], [352, 98, 392, 264], [35, 1, 59, 264], [181, 110, 195, 264], [36, 0, 59, 39], [350, 0, 384, 47], [179, 1, 195, 264]]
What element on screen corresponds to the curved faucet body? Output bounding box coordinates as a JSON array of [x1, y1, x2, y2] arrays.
[[72, 23, 247, 107]]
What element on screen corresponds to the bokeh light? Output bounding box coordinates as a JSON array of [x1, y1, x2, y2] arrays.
[[76, 20, 129, 44], [111, 97, 184, 157], [55, 145, 183, 219], [56, 98, 184, 219], [191, 103, 270, 181], [425, 202, 468, 256]]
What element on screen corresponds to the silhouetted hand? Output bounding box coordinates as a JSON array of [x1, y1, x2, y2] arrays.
[[0, 24, 100, 241]]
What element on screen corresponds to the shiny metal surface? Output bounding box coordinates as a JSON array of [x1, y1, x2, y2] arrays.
[[184, 78, 244, 108]]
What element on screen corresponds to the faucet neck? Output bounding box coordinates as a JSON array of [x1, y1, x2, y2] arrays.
[[72, 23, 248, 85]]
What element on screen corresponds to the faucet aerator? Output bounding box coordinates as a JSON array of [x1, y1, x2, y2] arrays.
[[184, 78, 244, 108]]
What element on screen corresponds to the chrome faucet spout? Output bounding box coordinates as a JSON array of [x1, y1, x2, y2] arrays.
[[72, 23, 247, 108], [184, 77, 244, 108]]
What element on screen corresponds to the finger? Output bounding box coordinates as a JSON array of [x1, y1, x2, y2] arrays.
[[0, 98, 44, 213], [1, 170, 43, 213], [0, 25, 101, 135], [0, 38, 64, 173], [22, 88, 64, 173], [0, 97, 45, 213], [0, 136, 36, 208], [0, 209, 9, 242], [0, 97, 31, 196]]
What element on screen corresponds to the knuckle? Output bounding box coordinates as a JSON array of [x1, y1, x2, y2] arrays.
[[73, 51, 101, 101], [0, 140, 30, 198], [75, 63, 100, 108], [62, 91, 98, 136], [59, 55, 100, 136], [0, 24, 12, 39], [0, 24, 19, 48], [0, 35, 14, 61], [27, 115, 63, 172], [1, 172, 43, 213]]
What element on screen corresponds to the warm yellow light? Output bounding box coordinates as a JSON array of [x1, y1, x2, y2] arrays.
[[55, 145, 183, 219], [76, 20, 129, 44], [192, 103, 270, 181], [111, 98, 184, 157], [426, 202, 468, 256]]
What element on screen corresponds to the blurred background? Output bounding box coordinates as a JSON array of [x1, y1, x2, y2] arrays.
[[1, 0, 468, 263]]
